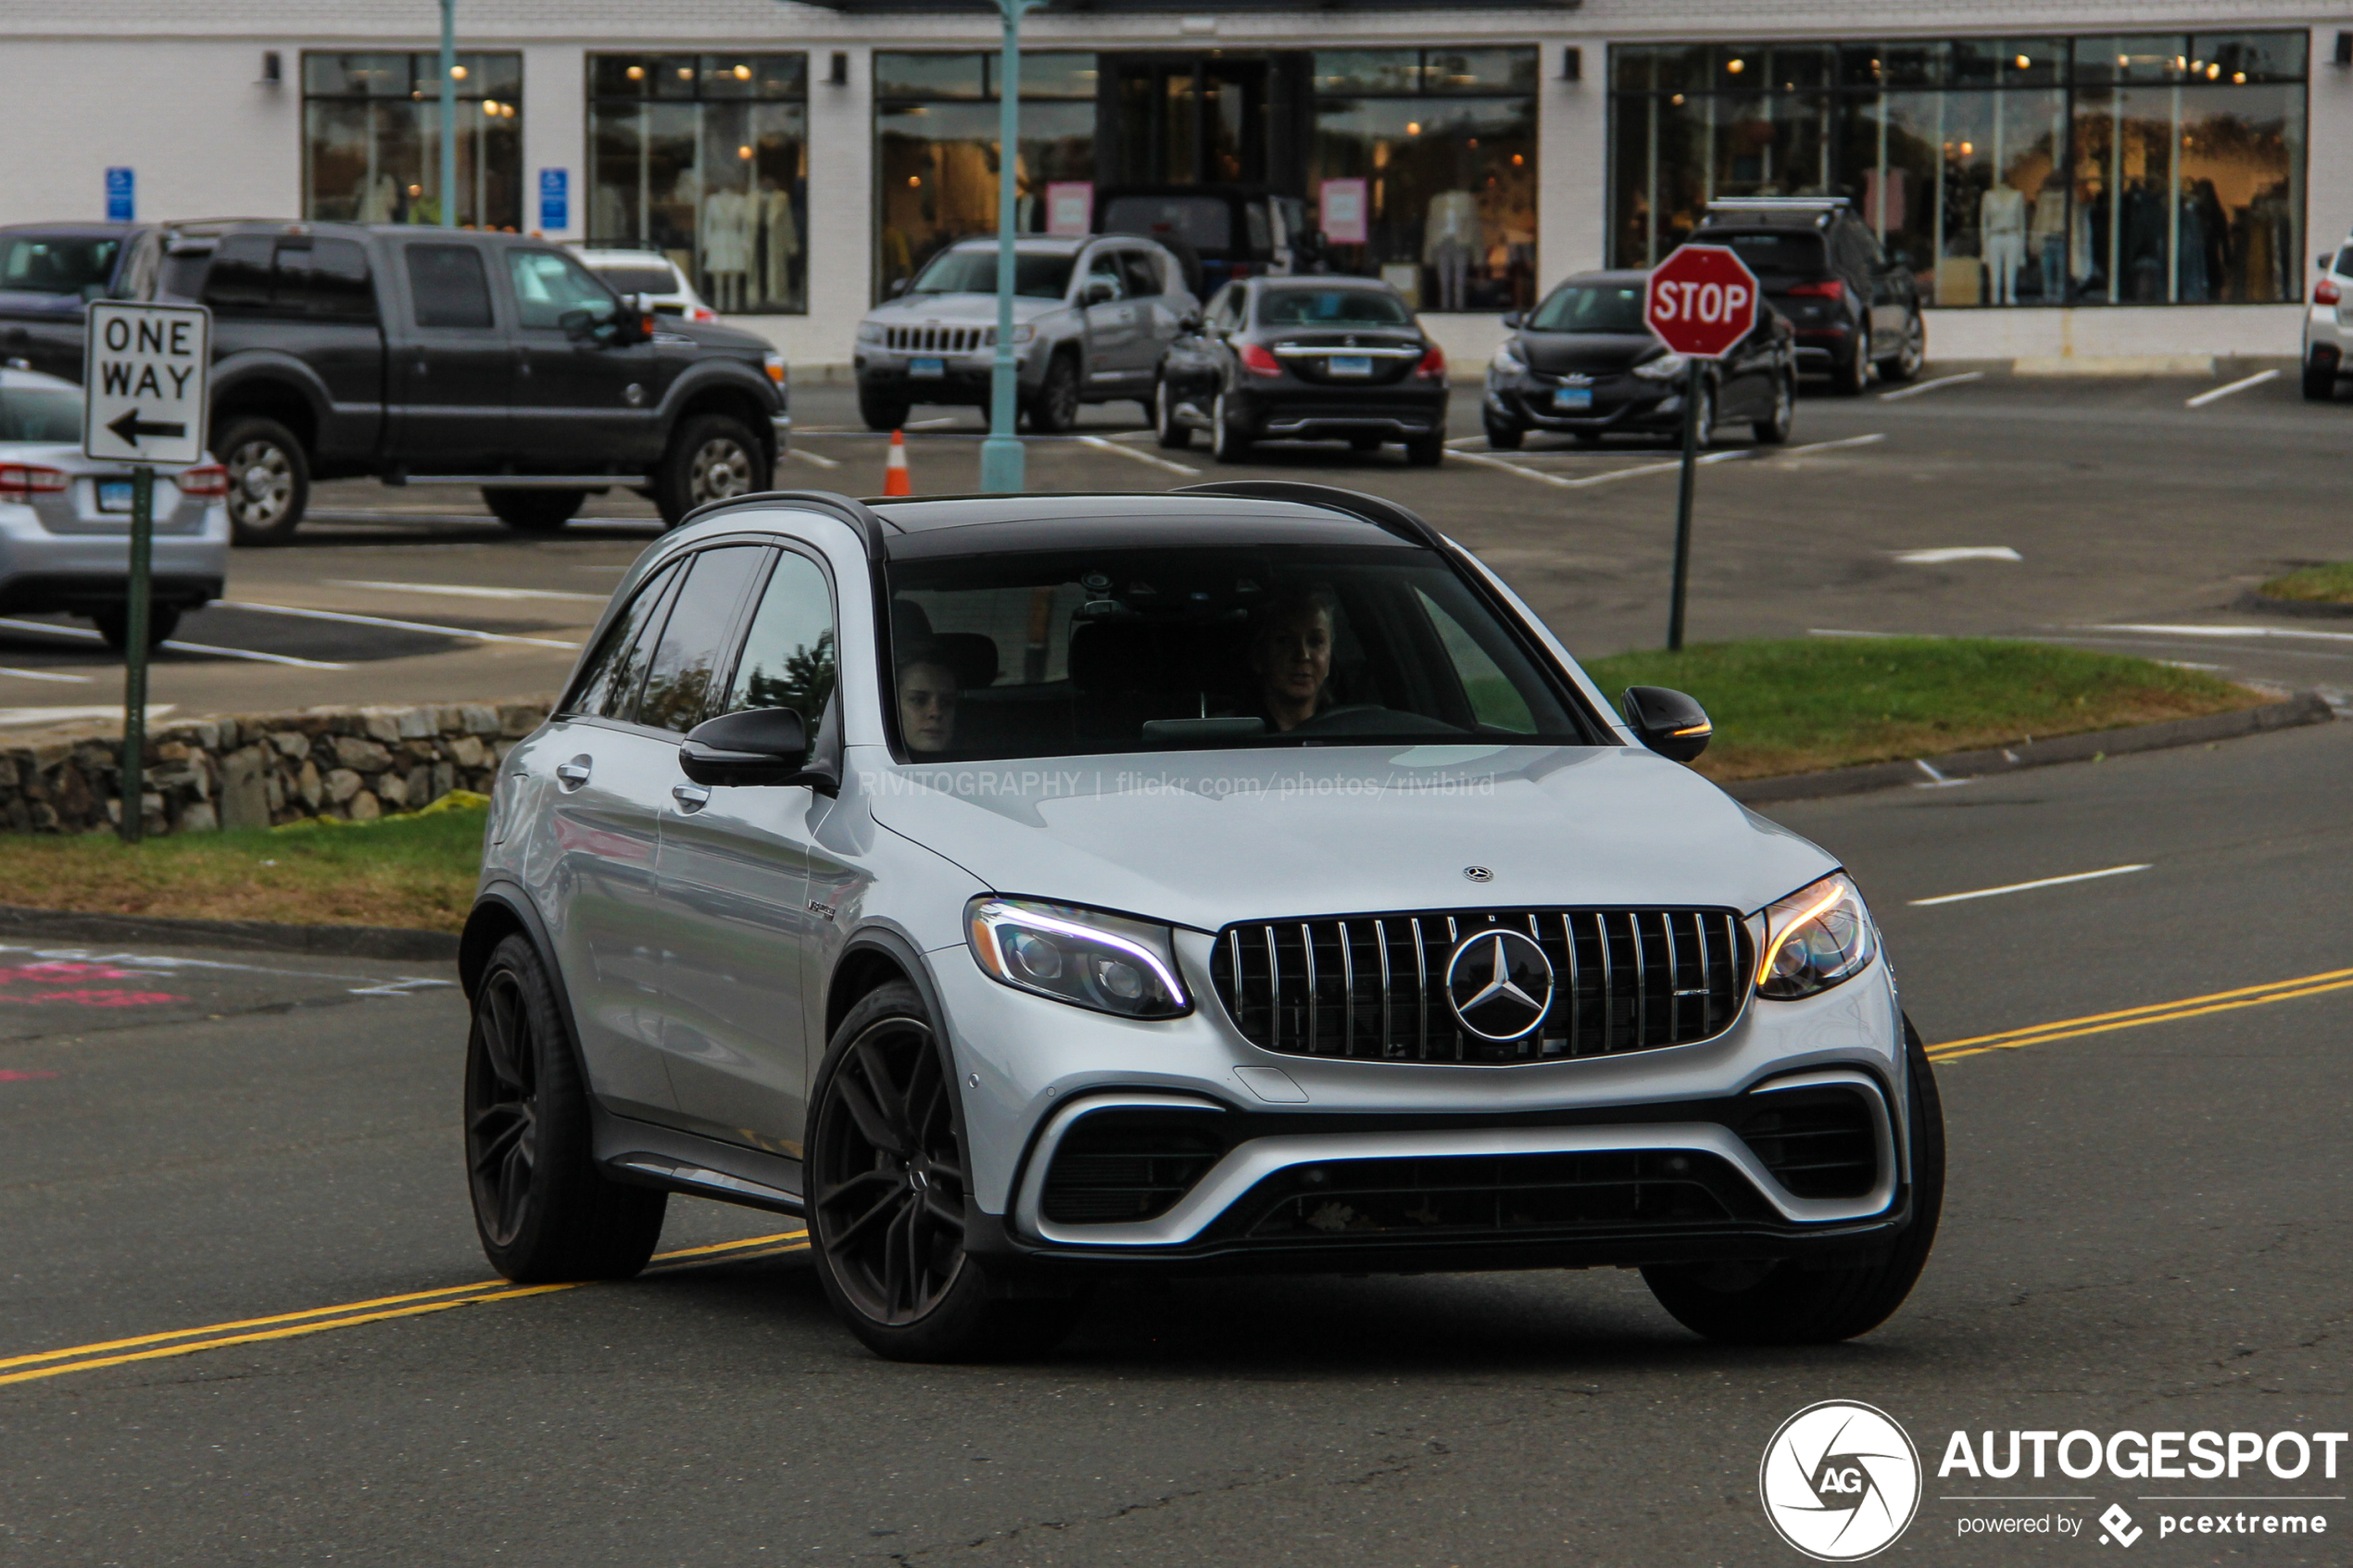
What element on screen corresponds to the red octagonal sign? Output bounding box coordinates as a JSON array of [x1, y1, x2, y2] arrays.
[[1645, 245, 1760, 360]]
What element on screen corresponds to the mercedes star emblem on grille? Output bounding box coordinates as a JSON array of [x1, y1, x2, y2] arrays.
[[1444, 929, 1554, 1042]]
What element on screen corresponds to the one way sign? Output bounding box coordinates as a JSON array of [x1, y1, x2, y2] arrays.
[[82, 300, 211, 467]]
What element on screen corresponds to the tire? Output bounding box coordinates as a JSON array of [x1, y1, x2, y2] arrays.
[[651, 412, 769, 531], [465, 934, 667, 1283], [1026, 355, 1080, 434], [1752, 372, 1795, 445], [1211, 390, 1253, 464], [214, 416, 310, 546], [1482, 418, 1525, 451], [1403, 429, 1446, 467], [1153, 377, 1192, 450], [807, 982, 1085, 1362], [91, 603, 182, 652], [1642, 1014, 1944, 1345], [859, 387, 912, 433], [1833, 326, 1872, 395], [1879, 312, 1926, 383], [2303, 352, 2338, 401], [484, 488, 587, 533]]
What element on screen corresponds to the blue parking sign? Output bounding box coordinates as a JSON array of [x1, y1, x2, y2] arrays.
[[537, 169, 569, 232], [105, 167, 134, 222]]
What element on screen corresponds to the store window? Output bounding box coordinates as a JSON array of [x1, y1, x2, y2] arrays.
[[874, 53, 1098, 300], [303, 53, 522, 230], [1608, 33, 2305, 306], [587, 55, 809, 315], [1310, 48, 1539, 313]]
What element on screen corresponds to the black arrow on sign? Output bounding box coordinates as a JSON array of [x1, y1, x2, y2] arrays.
[[107, 408, 187, 447]]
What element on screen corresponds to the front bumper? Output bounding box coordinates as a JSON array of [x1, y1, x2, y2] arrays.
[[855, 350, 1041, 404], [1486, 379, 1686, 434]]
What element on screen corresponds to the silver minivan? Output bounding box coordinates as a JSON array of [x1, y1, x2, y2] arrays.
[[463, 482, 1943, 1361]]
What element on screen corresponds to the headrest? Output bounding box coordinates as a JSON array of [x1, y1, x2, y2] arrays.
[[929, 632, 999, 690], [1067, 619, 1156, 695]]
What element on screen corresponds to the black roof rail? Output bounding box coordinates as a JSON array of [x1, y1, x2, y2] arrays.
[[1172, 480, 1449, 551], [681, 488, 897, 558]]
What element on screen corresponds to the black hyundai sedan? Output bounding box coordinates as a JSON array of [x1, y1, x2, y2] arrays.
[[1154, 278, 1449, 466], [1480, 270, 1796, 450]]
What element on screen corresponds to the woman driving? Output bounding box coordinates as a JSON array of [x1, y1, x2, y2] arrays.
[[1249, 585, 1337, 733]]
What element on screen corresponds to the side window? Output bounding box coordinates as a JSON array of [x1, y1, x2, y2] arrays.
[[720, 550, 837, 727], [1119, 250, 1164, 301], [1417, 589, 1537, 734], [274, 239, 376, 321], [569, 560, 682, 720], [406, 244, 494, 330], [1243, 202, 1273, 257], [200, 234, 274, 315], [1081, 252, 1126, 304], [508, 248, 619, 332], [635, 545, 767, 733]]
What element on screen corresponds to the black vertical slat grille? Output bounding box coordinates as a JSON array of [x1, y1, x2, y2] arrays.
[[884, 325, 990, 353], [1211, 908, 1750, 1065]]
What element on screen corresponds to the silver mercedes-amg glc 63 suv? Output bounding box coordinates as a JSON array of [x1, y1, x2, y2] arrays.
[[461, 481, 1942, 1361]]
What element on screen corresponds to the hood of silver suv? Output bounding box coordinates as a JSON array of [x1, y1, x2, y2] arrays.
[[865, 294, 1065, 328], [865, 744, 1836, 930]]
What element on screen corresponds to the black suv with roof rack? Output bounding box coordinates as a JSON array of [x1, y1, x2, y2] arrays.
[[1685, 198, 1923, 395]]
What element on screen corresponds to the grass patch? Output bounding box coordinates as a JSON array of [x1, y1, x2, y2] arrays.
[[0, 804, 484, 933], [2258, 562, 2353, 604], [1582, 637, 2266, 782]]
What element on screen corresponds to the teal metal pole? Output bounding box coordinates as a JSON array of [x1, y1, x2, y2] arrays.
[[438, 0, 458, 226], [976, 0, 1027, 494], [119, 465, 155, 844]]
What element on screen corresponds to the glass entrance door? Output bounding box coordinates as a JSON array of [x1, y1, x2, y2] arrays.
[[1109, 56, 1274, 185]]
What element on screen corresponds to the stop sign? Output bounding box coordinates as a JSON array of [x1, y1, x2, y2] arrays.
[[1644, 245, 1760, 360]]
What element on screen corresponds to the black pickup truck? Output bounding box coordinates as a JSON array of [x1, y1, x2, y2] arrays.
[[0, 220, 788, 542]]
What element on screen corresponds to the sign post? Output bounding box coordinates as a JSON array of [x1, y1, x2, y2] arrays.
[[82, 300, 211, 844], [1642, 245, 1760, 651]]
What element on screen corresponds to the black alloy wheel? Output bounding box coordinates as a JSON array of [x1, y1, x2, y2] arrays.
[[1482, 417, 1525, 451], [1154, 376, 1193, 450], [464, 935, 667, 1281], [807, 982, 1084, 1361], [1834, 325, 1873, 395], [1752, 372, 1794, 445], [860, 386, 912, 433], [1210, 390, 1253, 464], [651, 412, 768, 530], [214, 416, 310, 546], [1027, 354, 1080, 434], [1880, 312, 1926, 383], [2303, 351, 2338, 401], [484, 488, 587, 533], [92, 603, 182, 652]]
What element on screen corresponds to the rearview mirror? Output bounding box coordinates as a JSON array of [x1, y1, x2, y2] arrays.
[[679, 707, 812, 786], [1620, 686, 1713, 763]]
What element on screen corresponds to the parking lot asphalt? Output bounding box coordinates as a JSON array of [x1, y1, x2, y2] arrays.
[[1, 365, 2347, 735], [1, 717, 2346, 1565]]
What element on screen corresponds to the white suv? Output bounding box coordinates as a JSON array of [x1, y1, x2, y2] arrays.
[[2304, 238, 2352, 399]]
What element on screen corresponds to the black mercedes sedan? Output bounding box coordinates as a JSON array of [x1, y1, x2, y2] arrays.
[[1480, 270, 1796, 450], [1154, 277, 1449, 466]]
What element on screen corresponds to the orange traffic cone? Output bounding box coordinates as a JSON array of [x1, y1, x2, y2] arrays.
[[882, 429, 912, 496]]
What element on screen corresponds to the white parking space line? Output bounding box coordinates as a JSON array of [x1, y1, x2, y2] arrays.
[[220, 602, 582, 649], [0, 666, 94, 684], [1075, 434, 1202, 476], [1909, 863, 2152, 907], [0, 617, 346, 668], [1784, 433, 1888, 455], [327, 580, 609, 603], [906, 416, 963, 430], [0, 705, 176, 728], [785, 447, 842, 470], [1447, 446, 1751, 490], [1880, 371, 1983, 402], [2087, 622, 2353, 645], [2185, 369, 2280, 408], [1893, 546, 2022, 564]]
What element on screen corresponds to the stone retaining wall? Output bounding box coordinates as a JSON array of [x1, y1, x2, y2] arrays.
[[0, 702, 550, 835]]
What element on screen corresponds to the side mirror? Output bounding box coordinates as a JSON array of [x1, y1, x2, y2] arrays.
[[679, 707, 811, 786], [1620, 685, 1712, 763], [558, 307, 596, 340], [1500, 311, 1523, 330], [1084, 278, 1119, 307], [1177, 310, 1203, 334], [2322, 253, 2338, 275], [887, 277, 912, 299]]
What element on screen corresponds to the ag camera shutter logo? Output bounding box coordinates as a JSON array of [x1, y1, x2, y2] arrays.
[[1760, 1400, 1922, 1561]]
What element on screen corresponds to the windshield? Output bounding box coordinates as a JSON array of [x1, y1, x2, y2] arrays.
[[0, 385, 83, 443], [1102, 194, 1233, 253], [1, 235, 120, 297], [1706, 232, 1825, 275], [1528, 284, 1647, 333], [1257, 289, 1413, 328], [910, 250, 1076, 300], [883, 543, 1592, 760]]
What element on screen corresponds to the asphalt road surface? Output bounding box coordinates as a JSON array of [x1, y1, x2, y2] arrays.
[[2, 716, 2347, 1564], [2, 365, 2349, 737]]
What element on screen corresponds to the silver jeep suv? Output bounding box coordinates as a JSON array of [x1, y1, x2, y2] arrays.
[[463, 482, 1943, 1361]]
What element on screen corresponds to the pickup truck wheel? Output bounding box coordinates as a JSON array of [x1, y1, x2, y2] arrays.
[[653, 413, 769, 530], [860, 388, 912, 433], [92, 604, 182, 652], [215, 417, 309, 546], [1026, 354, 1080, 434], [484, 489, 586, 533]]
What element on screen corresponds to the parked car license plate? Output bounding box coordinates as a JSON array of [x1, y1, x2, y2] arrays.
[[1553, 386, 1594, 410], [911, 356, 946, 378], [1327, 355, 1373, 377], [97, 480, 134, 513]]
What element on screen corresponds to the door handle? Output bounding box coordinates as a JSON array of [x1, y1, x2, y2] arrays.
[[672, 782, 711, 812], [556, 757, 592, 790]]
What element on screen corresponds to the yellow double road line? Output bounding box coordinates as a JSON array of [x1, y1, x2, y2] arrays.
[[0, 1229, 807, 1389], [1927, 967, 2353, 1063]]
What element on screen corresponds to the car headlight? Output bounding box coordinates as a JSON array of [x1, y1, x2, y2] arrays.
[[856, 321, 884, 344], [1632, 352, 1691, 382], [1489, 339, 1527, 375], [966, 897, 1189, 1020], [762, 350, 787, 385], [1755, 872, 1877, 1000]]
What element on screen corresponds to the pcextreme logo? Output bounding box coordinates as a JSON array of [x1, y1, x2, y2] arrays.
[[1760, 1400, 1924, 1561]]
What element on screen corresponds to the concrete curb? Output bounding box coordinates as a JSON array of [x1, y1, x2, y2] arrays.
[[0, 903, 459, 963], [1725, 691, 2334, 806], [2240, 592, 2353, 620]]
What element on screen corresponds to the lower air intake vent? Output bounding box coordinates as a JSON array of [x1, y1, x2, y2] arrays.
[[1738, 1086, 1881, 1199], [1239, 1148, 1770, 1240], [1040, 1108, 1230, 1225]]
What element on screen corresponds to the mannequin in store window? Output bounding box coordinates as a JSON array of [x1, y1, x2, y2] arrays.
[[760, 177, 800, 311], [1422, 189, 1479, 313], [359, 172, 400, 225], [2029, 173, 2068, 303], [1980, 178, 2027, 307], [701, 185, 753, 314]]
